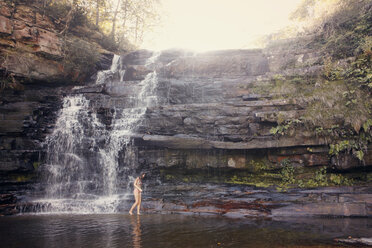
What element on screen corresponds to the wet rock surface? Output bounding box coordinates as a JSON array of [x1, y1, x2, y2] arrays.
[[108, 49, 371, 170], [18, 181, 372, 218], [0, 193, 17, 215], [2, 47, 372, 216], [0, 86, 63, 174], [336, 238, 372, 246], [139, 183, 372, 218], [0, 0, 116, 200]]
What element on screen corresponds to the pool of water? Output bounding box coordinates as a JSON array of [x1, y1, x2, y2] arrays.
[[0, 214, 370, 248]]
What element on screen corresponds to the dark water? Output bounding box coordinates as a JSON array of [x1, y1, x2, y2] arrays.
[[0, 214, 370, 248]]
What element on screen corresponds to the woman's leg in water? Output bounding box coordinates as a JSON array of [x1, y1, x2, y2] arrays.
[[137, 193, 142, 215], [129, 191, 139, 215]]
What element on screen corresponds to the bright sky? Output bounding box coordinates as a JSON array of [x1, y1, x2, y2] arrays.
[[142, 0, 301, 52]]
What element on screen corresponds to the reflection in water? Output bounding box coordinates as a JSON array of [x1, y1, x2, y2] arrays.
[[0, 214, 371, 248], [131, 216, 142, 248]]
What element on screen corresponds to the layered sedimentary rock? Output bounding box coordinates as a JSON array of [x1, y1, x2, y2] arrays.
[[0, 1, 113, 83], [0, 1, 114, 208], [75, 49, 371, 171], [140, 184, 372, 218], [71, 48, 371, 217]]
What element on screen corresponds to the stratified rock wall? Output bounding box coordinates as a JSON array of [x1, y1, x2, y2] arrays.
[[87, 49, 369, 171], [0, 1, 113, 83], [0, 0, 114, 196]]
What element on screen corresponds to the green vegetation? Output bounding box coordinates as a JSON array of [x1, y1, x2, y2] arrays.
[[270, 119, 303, 136], [159, 159, 364, 190], [329, 173, 354, 185], [279, 159, 295, 185], [44, 1, 89, 28], [63, 38, 100, 79], [226, 174, 280, 188], [304, 166, 328, 187], [259, 39, 372, 161], [39, 0, 159, 49], [32, 162, 41, 170], [12, 174, 35, 183], [8, 0, 160, 50], [246, 159, 273, 171], [276, 161, 353, 189], [290, 0, 372, 59], [278, 164, 354, 190]]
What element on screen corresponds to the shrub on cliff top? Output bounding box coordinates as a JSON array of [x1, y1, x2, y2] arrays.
[[297, 0, 372, 59], [43, 1, 89, 29], [63, 38, 100, 80]]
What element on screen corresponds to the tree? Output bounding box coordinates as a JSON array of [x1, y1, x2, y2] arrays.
[[110, 0, 121, 38], [96, 0, 100, 25], [41, 0, 160, 49]]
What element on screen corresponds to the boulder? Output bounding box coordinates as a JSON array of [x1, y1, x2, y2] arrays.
[[3, 52, 63, 82], [336, 238, 372, 246], [0, 16, 12, 34], [0, 2, 12, 17]]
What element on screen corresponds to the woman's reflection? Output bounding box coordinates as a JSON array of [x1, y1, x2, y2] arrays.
[[131, 215, 142, 248]]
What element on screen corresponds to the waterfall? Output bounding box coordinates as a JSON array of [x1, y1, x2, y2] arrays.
[[96, 54, 126, 85], [33, 53, 160, 214]]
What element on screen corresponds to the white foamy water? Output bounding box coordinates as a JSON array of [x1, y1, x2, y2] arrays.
[[32, 52, 160, 214], [96, 54, 126, 85]]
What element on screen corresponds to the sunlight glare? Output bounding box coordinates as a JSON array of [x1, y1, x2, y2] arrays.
[[142, 0, 300, 52]]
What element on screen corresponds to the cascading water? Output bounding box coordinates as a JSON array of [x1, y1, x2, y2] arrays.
[[96, 54, 126, 85], [33, 52, 160, 214]]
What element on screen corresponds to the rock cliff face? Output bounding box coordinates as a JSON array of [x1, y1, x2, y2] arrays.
[[79, 48, 370, 171], [0, 1, 113, 83], [37, 47, 368, 217], [0, 0, 113, 212]]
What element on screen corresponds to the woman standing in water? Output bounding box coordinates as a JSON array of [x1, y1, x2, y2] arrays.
[[129, 173, 145, 215]]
